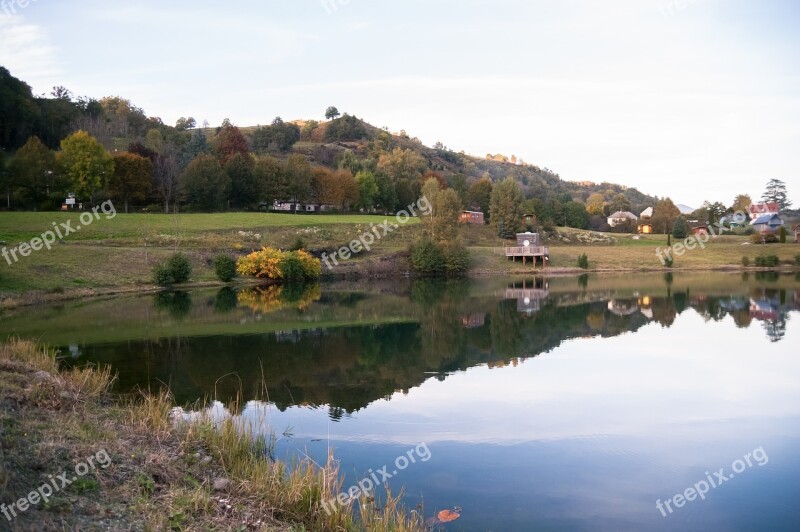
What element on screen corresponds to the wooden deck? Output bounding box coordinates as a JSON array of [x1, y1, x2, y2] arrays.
[[504, 245, 549, 266]]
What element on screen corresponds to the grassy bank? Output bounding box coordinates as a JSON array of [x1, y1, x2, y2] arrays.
[[0, 339, 423, 530], [1, 212, 798, 303]]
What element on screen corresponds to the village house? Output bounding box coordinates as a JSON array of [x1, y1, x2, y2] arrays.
[[688, 220, 710, 236], [608, 211, 638, 228], [751, 213, 784, 235], [638, 207, 653, 234], [460, 210, 485, 225], [748, 201, 780, 219]]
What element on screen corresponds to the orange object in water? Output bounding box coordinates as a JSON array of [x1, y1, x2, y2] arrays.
[[436, 509, 461, 523]]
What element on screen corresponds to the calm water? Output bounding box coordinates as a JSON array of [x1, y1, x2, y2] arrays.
[[2, 273, 799, 531]]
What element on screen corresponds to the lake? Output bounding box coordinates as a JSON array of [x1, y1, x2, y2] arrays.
[[2, 272, 799, 531]]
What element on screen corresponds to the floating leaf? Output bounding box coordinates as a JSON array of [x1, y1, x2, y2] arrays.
[[436, 508, 461, 523]]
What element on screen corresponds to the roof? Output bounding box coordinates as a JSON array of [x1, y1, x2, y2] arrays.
[[462, 210, 483, 214], [608, 211, 638, 220], [688, 220, 709, 229], [749, 202, 780, 215], [752, 214, 783, 225], [640, 207, 653, 218]]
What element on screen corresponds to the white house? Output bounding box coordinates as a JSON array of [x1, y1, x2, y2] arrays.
[[607, 211, 638, 227]]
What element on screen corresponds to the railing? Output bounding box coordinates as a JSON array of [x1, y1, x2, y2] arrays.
[[504, 246, 549, 256]]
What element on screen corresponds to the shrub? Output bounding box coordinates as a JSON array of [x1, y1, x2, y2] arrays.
[[779, 226, 787, 243], [750, 233, 779, 244], [741, 256, 750, 267], [442, 241, 470, 275], [236, 247, 320, 282], [213, 254, 237, 282], [755, 255, 780, 267], [153, 253, 192, 286], [672, 216, 689, 239], [577, 253, 589, 269], [290, 237, 306, 251], [411, 238, 445, 275]]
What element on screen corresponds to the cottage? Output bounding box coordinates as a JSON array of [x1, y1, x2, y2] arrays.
[[521, 213, 536, 227], [688, 220, 709, 236], [608, 211, 638, 228], [751, 214, 784, 234], [638, 207, 653, 234], [460, 210, 485, 225], [748, 202, 780, 219]]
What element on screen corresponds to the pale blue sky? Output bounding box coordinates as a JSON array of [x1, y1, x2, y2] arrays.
[[1, 0, 798, 207]]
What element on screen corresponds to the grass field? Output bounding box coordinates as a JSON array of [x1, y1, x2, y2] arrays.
[[1, 212, 798, 299]]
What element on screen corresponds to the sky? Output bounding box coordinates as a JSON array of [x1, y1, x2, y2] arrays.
[[1, 0, 799, 208]]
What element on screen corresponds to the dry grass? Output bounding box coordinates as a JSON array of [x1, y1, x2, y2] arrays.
[[0, 339, 425, 531]]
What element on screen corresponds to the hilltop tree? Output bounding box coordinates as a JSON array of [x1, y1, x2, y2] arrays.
[[325, 106, 340, 120], [179, 154, 230, 211], [109, 152, 153, 213], [175, 117, 196, 131], [651, 198, 680, 234], [490, 177, 524, 238], [762, 179, 792, 210], [213, 123, 249, 165], [9, 136, 57, 209], [325, 114, 368, 141], [58, 130, 114, 205], [467, 177, 493, 222], [251, 117, 300, 153]]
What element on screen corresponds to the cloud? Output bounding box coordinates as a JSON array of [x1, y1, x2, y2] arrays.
[[0, 14, 60, 91]]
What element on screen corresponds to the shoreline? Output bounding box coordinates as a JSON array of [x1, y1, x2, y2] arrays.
[[2, 264, 797, 311]]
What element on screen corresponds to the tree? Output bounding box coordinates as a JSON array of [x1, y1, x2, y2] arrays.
[[179, 154, 230, 211], [58, 131, 114, 205], [253, 155, 283, 209], [490, 177, 523, 238], [586, 193, 605, 216], [731, 194, 752, 214], [325, 106, 340, 120], [420, 178, 461, 243], [672, 216, 690, 239], [337, 170, 359, 211], [564, 201, 590, 229], [0, 149, 10, 208], [300, 120, 319, 141], [355, 171, 379, 211], [467, 177, 493, 222], [283, 154, 312, 208], [109, 152, 152, 213], [701, 200, 726, 224], [762, 179, 792, 210], [610, 193, 631, 214], [375, 172, 397, 213], [325, 114, 367, 141], [251, 118, 300, 153], [312, 167, 338, 206], [377, 148, 427, 182], [154, 147, 179, 214], [651, 198, 680, 234], [226, 153, 259, 210], [175, 117, 196, 131], [9, 136, 57, 209], [213, 123, 250, 165]]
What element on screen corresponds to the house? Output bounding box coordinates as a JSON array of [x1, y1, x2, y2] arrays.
[[521, 213, 536, 227], [460, 210, 485, 225], [748, 202, 780, 219], [270, 201, 335, 213], [751, 214, 784, 234], [608, 211, 638, 228], [688, 220, 709, 236], [505, 232, 549, 267], [638, 207, 653, 234]]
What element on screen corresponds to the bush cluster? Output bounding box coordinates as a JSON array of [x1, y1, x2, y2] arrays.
[[411, 238, 469, 276], [577, 253, 589, 269], [754, 255, 780, 267], [749, 233, 779, 244], [236, 247, 321, 282], [153, 254, 192, 286], [213, 254, 237, 282]]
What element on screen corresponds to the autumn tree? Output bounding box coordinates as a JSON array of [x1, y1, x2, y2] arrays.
[[109, 152, 152, 213], [251, 117, 300, 153], [420, 178, 461, 242], [9, 136, 57, 209], [58, 130, 114, 205], [154, 147, 179, 214], [337, 170, 359, 211], [610, 193, 631, 214], [213, 123, 250, 165], [490, 177, 524, 238], [377, 147, 427, 182], [651, 198, 680, 234], [731, 194, 752, 214], [585, 193, 605, 216], [179, 154, 230, 211], [253, 155, 283, 208], [312, 167, 338, 206], [175, 117, 196, 131]]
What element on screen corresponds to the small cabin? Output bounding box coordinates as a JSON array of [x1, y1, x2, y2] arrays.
[[505, 232, 549, 267], [522, 213, 536, 227], [460, 210, 485, 225], [688, 221, 709, 236]]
